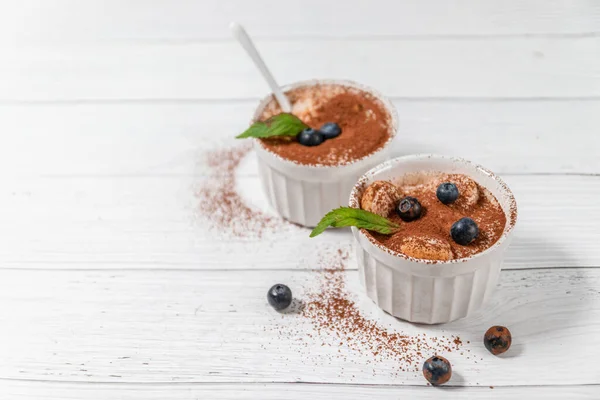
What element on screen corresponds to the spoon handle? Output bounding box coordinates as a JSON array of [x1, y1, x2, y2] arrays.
[[230, 22, 292, 113]]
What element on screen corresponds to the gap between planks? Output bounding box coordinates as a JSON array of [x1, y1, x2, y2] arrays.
[[1, 381, 599, 400], [1, 377, 600, 388], [3, 96, 600, 106], [0, 265, 599, 272]]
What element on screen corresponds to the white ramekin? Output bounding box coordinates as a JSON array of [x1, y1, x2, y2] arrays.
[[349, 155, 518, 324], [252, 79, 398, 227]]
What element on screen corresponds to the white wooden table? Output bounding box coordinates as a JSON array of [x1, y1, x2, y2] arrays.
[[1, 1, 599, 398]]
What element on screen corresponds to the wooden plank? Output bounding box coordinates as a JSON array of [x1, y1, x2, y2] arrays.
[[0, 268, 598, 386], [1, 100, 598, 177], [3, 0, 599, 41], [0, 175, 598, 269], [2, 38, 599, 101], [2, 381, 599, 400]]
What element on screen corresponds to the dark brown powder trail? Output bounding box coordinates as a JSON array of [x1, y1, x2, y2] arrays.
[[297, 247, 464, 373], [196, 143, 292, 238]]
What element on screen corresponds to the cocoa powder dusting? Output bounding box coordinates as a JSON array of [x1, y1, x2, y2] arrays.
[[196, 143, 293, 238], [274, 247, 465, 374], [196, 145, 470, 375], [369, 173, 507, 260], [259, 84, 392, 166]]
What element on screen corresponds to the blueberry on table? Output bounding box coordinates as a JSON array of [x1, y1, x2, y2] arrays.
[[396, 197, 422, 222], [450, 217, 479, 245], [319, 122, 342, 139], [267, 284, 293, 311], [422, 355, 452, 385], [436, 182, 459, 205], [297, 128, 325, 147], [484, 326, 512, 355]]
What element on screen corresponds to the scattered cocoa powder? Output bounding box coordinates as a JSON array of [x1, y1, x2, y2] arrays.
[[368, 173, 507, 260], [258, 84, 393, 166], [196, 145, 469, 375], [195, 143, 293, 238], [275, 246, 466, 374]]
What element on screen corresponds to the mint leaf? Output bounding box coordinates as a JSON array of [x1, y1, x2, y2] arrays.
[[236, 113, 308, 139], [310, 207, 401, 237]]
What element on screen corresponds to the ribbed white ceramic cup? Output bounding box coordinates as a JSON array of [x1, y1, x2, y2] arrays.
[[252, 79, 398, 227], [349, 155, 518, 324]]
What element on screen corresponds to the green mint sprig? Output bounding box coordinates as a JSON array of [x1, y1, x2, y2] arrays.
[[236, 113, 308, 139], [310, 207, 401, 237]]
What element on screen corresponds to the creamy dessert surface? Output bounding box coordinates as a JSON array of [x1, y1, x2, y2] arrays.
[[258, 84, 392, 166], [363, 172, 507, 261]]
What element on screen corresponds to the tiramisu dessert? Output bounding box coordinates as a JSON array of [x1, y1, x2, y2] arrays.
[[361, 173, 506, 261], [239, 83, 394, 166], [237, 80, 398, 227], [311, 172, 507, 261], [313, 155, 516, 322]]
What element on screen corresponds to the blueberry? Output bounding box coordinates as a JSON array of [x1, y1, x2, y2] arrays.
[[267, 284, 292, 311], [436, 182, 459, 205], [450, 217, 479, 245], [422, 355, 452, 385], [319, 122, 342, 139], [297, 128, 325, 146], [396, 197, 422, 222], [484, 326, 512, 355]]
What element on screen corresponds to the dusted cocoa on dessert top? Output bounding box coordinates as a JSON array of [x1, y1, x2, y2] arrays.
[[258, 84, 393, 166], [363, 173, 507, 261]]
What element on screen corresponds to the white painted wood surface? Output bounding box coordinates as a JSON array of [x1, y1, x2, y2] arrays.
[[1, 101, 599, 176], [2, 1, 600, 399], [1, 268, 599, 386], [4, 0, 600, 41], [0, 175, 598, 269], [4, 38, 600, 101]]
